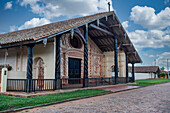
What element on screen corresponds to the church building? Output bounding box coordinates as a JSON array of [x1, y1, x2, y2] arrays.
[[0, 11, 142, 92]]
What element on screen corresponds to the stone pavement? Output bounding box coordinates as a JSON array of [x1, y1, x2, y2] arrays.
[[18, 83, 170, 113], [97, 85, 139, 92]]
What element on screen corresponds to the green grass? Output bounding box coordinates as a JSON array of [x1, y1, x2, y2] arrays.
[[0, 89, 111, 111], [130, 79, 170, 86]]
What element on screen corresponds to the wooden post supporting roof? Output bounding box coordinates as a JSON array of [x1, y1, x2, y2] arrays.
[[114, 38, 119, 84], [26, 44, 34, 93], [83, 24, 89, 87], [126, 54, 129, 83], [132, 63, 135, 82], [55, 35, 62, 89]]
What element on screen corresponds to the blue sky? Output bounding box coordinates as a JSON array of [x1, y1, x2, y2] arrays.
[[0, 0, 170, 70]]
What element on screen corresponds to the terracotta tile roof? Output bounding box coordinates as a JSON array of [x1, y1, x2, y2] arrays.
[[0, 11, 114, 45], [128, 66, 160, 73]]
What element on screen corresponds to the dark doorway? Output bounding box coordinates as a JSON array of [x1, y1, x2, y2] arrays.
[[68, 58, 81, 84]]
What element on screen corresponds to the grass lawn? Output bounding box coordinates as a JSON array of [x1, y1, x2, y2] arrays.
[[130, 79, 170, 87], [0, 89, 111, 111]]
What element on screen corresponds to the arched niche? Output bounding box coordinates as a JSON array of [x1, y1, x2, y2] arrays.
[[33, 57, 44, 88]]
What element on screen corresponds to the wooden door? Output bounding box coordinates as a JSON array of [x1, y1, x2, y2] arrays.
[[68, 58, 81, 84]]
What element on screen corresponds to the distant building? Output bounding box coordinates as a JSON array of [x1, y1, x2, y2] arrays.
[[128, 66, 160, 80]]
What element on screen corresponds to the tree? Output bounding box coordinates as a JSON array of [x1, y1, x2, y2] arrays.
[[160, 72, 166, 78], [160, 67, 165, 70]]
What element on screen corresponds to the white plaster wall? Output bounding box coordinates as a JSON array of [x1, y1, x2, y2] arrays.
[[8, 71, 26, 79], [104, 52, 114, 77], [118, 50, 126, 77], [5, 48, 17, 71], [0, 42, 55, 79], [0, 47, 28, 79], [128, 73, 155, 80], [104, 50, 126, 78], [33, 43, 54, 79]]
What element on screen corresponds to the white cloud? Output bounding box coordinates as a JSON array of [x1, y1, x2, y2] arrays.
[[0, 32, 6, 34], [9, 18, 50, 31], [128, 29, 170, 49], [156, 52, 170, 70], [5, 1, 12, 10], [149, 55, 155, 58], [18, 18, 50, 30], [19, 0, 113, 19], [125, 6, 170, 49], [122, 21, 129, 29], [20, 0, 40, 6], [130, 6, 170, 30], [9, 25, 17, 32]]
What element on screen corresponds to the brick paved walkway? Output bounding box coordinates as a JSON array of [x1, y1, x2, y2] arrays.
[[19, 83, 170, 113]]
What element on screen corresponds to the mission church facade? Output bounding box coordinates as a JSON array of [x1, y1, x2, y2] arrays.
[[0, 11, 142, 92]]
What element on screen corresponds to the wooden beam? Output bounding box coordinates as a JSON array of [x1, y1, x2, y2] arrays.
[[74, 28, 87, 44], [89, 24, 114, 36], [0, 40, 36, 49], [98, 44, 113, 48], [127, 51, 136, 56], [99, 22, 110, 30], [110, 24, 121, 28], [122, 44, 132, 47], [90, 35, 111, 39]]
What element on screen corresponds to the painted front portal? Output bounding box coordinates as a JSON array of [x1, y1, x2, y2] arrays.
[[60, 33, 105, 79]]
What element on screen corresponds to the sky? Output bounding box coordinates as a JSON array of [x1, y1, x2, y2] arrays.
[[0, 0, 170, 70]]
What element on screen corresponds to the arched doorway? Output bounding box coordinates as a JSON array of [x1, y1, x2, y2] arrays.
[[34, 57, 44, 88]]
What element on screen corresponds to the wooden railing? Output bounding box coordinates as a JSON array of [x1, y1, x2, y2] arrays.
[[7, 77, 132, 92]]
